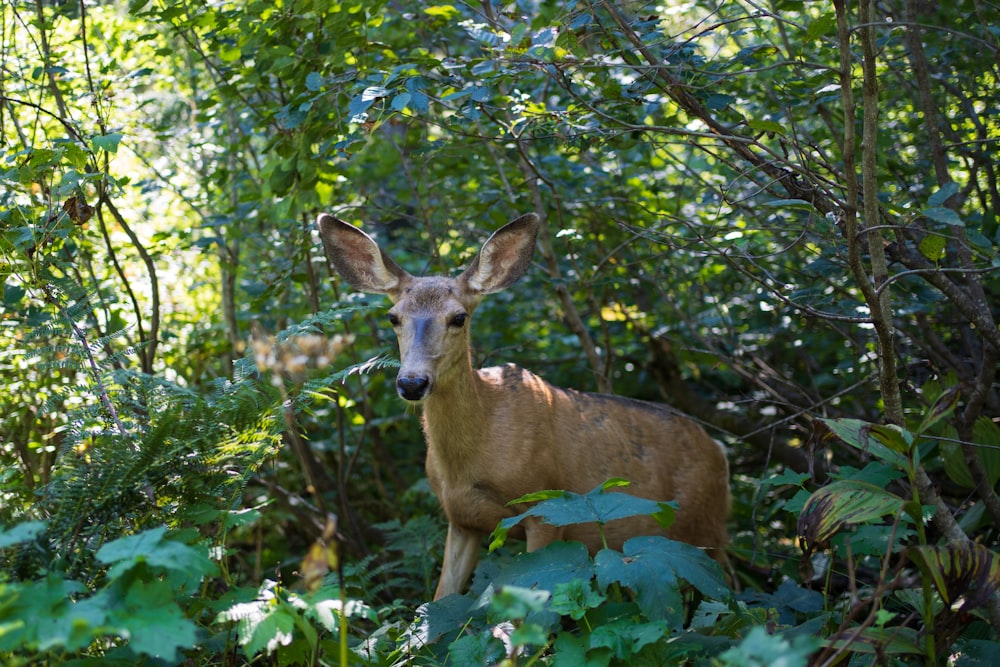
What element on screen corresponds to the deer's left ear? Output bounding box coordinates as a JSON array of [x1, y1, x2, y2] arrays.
[[459, 213, 539, 294]]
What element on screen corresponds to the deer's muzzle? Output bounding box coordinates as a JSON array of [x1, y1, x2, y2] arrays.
[[397, 374, 430, 401]]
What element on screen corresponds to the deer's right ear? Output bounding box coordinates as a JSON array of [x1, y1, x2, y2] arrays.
[[317, 214, 410, 294]]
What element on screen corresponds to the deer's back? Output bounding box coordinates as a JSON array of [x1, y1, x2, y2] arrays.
[[423, 363, 730, 554]]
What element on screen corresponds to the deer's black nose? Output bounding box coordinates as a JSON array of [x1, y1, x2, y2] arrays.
[[396, 375, 430, 401]]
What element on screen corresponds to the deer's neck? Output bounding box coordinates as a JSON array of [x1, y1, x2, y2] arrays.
[[420, 356, 491, 467]]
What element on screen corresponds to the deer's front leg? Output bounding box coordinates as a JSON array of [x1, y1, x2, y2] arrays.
[[525, 516, 564, 552], [434, 523, 483, 599]]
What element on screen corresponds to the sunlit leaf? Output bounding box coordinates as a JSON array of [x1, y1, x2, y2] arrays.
[[424, 4, 460, 20], [918, 234, 946, 262]]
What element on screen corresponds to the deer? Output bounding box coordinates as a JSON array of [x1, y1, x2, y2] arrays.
[[317, 212, 731, 600]]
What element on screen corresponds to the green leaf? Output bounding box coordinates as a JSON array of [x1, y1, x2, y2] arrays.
[[96, 525, 169, 565], [595, 536, 729, 625], [218, 45, 241, 62], [96, 526, 217, 592], [819, 419, 909, 469], [0, 520, 46, 549], [551, 579, 606, 620], [867, 423, 914, 455], [448, 631, 505, 665], [268, 163, 297, 195], [552, 631, 611, 667], [747, 118, 786, 135], [483, 541, 594, 598], [595, 546, 680, 626], [949, 639, 1000, 666], [589, 618, 668, 660], [805, 13, 836, 42], [922, 206, 963, 227], [414, 592, 483, 644], [706, 93, 734, 110], [114, 579, 199, 661], [217, 582, 300, 659], [244, 605, 297, 658], [0, 575, 88, 653], [487, 585, 550, 619], [497, 482, 676, 533], [928, 181, 959, 207], [916, 383, 960, 434], [305, 71, 323, 91], [390, 91, 411, 111], [763, 198, 820, 212], [941, 417, 1000, 490], [91, 132, 123, 154], [507, 489, 568, 505], [825, 625, 923, 656], [797, 480, 907, 549], [761, 470, 811, 488], [718, 626, 818, 667]]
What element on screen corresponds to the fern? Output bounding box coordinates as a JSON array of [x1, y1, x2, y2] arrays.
[[3, 289, 386, 591], [5, 287, 288, 580]]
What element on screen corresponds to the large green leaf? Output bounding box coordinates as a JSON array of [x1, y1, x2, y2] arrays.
[[480, 541, 594, 601], [719, 626, 819, 667], [491, 480, 676, 550], [111, 578, 199, 662], [0, 520, 47, 549], [588, 618, 670, 661], [96, 526, 218, 592], [0, 575, 89, 653], [594, 536, 729, 626]]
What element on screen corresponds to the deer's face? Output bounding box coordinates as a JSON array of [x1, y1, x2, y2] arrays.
[[387, 277, 479, 402]]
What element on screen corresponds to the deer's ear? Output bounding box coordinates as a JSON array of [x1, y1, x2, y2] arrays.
[[317, 214, 410, 294], [460, 213, 539, 294]]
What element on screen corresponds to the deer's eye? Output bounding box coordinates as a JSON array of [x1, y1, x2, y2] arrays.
[[448, 313, 468, 328], [388, 312, 401, 327]]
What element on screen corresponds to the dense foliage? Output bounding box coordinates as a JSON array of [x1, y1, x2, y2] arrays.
[[2, 0, 999, 664]]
